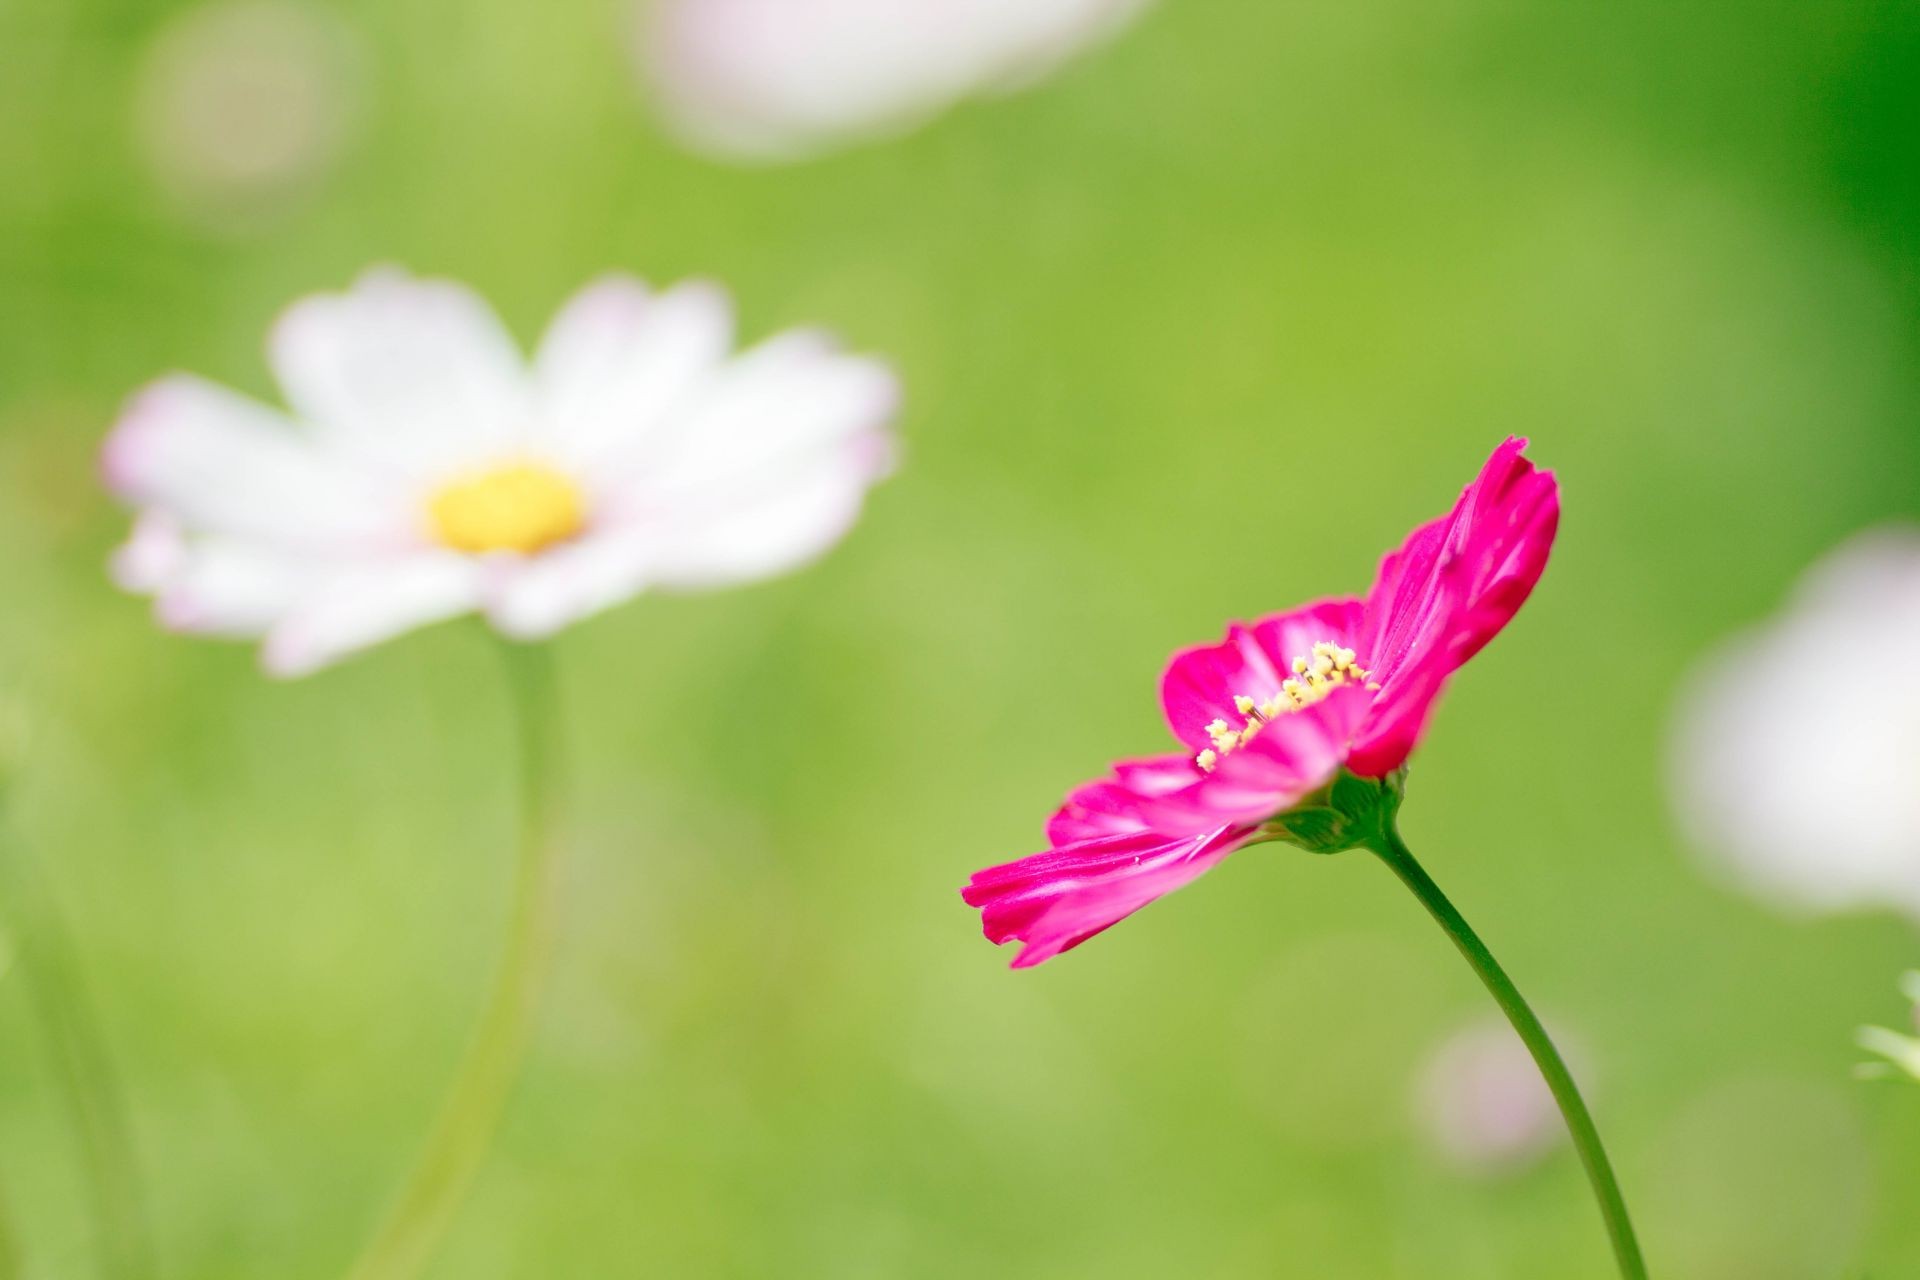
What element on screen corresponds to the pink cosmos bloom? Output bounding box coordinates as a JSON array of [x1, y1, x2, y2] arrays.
[[963, 438, 1558, 967], [103, 267, 898, 676]]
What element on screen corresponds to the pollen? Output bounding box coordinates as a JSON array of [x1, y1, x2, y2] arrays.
[[427, 461, 587, 555], [1195, 641, 1375, 772]]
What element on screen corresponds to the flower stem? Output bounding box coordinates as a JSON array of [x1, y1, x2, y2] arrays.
[[1367, 821, 1648, 1280], [0, 820, 152, 1280], [344, 641, 565, 1280]]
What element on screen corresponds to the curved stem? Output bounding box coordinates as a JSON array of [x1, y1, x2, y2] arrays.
[[344, 641, 565, 1280], [0, 822, 153, 1279], [1368, 822, 1648, 1280]]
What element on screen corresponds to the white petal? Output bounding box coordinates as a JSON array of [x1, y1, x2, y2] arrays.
[[1670, 527, 1920, 922], [153, 538, 309, 636], [531, 275, 734, 471], [644, 0, 1151, 160], [632, 331, 900, 498], [262, 552, 485, 677], [103, 374, 409, 547], [643, 430, 893, 588], [268, 267, 532, 479], [111, 511, 188, 593], [483, 529, 655, 640]]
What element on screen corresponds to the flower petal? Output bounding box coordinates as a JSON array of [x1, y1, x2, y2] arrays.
[[481, 526, 654, 641], [1133, 685, 1367, 836], [261, 552, 485, 677], [102, 374, 408, 547], [961, 825, 1249, 968], [645, 0, 1152, 162], [1349, 437, 1558, 776], [269, 267, 532, 480], [625, 329, 901, 497], [531, 275, 735, 472], [111, 511, 188, 594], [1047, 752, 1203, 844], [1159, 598, 1364, 752], [638, 429, 894, 590], [152, 538, 308, 636]]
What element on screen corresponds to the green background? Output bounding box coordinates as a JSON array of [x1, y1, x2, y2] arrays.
[[3, 0, 1919, 1275]]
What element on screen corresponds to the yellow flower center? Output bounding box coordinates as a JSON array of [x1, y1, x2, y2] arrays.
[[1196, 641, 1375, 772], [427, 461, 586, 555]]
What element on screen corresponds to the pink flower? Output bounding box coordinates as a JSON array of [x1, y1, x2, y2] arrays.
[[963, 438, 1559, 967]]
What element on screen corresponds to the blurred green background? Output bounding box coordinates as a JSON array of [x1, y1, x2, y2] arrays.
[[3, 0, 1920, 1275]]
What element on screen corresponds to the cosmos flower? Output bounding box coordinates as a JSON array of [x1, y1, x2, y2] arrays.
[[104, 268, 899, 676], [1857, 971, 1920, 1083], [964, 438, 1558, 967], [1670, 529, 1920, 922], [133, 0, 366, 229], [1416, 1017, 1575, 1172], [641, 0, 1151, 162]]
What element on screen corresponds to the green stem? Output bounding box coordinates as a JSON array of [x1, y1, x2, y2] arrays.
[[1368, 821, 1648, 1280], [0, 824, 153, 1280], [343, 641, 565, 1280]]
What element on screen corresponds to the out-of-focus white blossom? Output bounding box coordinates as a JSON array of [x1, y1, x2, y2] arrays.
[[1857, 971, 1920, 1083], [1414, 1019, 1569, 1173], [104, 267, 899, 676], [133, 0, 364, 226], [1671, 529, 1920, 922], [640, 0, 1151, 162]]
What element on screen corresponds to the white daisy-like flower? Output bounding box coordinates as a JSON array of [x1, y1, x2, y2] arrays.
[[1857, 970, 1920, 1082], [104, 268, 900, 676], [1670, 529, 1920, 922], [641, 0, 1152, 162]]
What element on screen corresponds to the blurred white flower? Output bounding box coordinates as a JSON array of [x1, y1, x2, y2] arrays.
[[1414, 1019, 1567, 1173], [641, 0, 1152, 161], [133, 0, 365, 226], [1671, 529, 1920, 921], [1856, 970, 1920, 1083], [104, 268, 899, 676]]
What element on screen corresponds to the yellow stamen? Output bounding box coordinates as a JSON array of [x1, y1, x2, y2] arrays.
[[428, 460, 586, 555], [1193, 638, 1376, 771]]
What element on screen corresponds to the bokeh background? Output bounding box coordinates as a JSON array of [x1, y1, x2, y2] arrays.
[[3, 0, 1920, 1276]]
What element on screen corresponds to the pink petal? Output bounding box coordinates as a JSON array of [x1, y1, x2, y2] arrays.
[[1349, 437, 1558, 775], [1159, 597, 1364, 752], [1132, 685, 1367, 836], [961, 825, 1249, 968], [1047, 752, 1202, 844]]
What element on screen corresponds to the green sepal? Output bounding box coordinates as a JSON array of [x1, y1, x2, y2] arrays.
[[1255, 767, 1406, 855]]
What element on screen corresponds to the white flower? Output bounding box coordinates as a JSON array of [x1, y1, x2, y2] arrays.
[[641, 0, 1151, 162], [1414, 1019, 1568, 1173], [1856, 970, 1920, 1083], [133, 0, 365, 227], [105, 268, 900, 676], [1670, 529, 1920, 922]]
